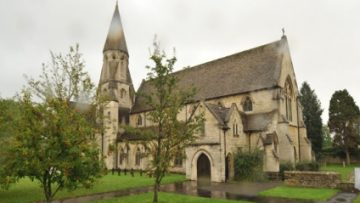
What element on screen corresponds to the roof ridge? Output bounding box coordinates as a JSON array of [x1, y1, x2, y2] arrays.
[[170, 39, 283, 76], [139, 39, 283, 84]]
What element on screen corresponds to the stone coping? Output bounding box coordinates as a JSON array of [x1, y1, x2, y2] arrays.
[[285, 171, 340, 175]]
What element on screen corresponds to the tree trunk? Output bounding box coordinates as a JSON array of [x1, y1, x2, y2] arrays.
[[345, 148, 351, 165], [153, 123, 162, 203], [41, 171, 53, 203], [153, 181, 159, 203], [43, 181, 52, 203]]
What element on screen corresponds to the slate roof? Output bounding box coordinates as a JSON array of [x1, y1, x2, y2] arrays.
[[132, 37, 288, 113], [205, 102, 275, 133], [205, 103, 230, 126], [103, 3, 128, 54]]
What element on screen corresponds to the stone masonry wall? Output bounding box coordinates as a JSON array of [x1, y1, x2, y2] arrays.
[[285, 171, 341, 188]]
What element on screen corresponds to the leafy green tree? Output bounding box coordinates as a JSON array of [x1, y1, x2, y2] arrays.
[[322, 125, 332, 150], [0, 98, 22, 185], [142, 43, 204, 203], [0, 98, 21, 141], [328, 89, 360, 165], [299, 82, 323, 157], [0, 45, 104, 202]]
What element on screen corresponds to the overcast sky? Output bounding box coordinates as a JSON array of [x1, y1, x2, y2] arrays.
[[0, 0, 359, 123]]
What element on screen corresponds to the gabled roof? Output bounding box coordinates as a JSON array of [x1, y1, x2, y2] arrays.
[[193, 102, 275, 133], [205, 103, 230, 126], [132, 37, 288, 114], [103, 3, 128, 54]]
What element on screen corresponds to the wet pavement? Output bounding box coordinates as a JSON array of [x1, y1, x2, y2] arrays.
[[49, 186, 153, 203], [43, 179, 358, 203], [317, 193, 357, 203], [160, 180, 316, 203]]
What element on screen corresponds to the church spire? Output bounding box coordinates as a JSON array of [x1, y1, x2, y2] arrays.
[[103, 2, 128, 54]]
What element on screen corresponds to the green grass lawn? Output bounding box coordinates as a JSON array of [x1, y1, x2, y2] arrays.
[[0, 172, 185, 203], [320, 164, 358, 181], [90, 192, 254, 203], [353, 195, 360, 203], [258, 186, 338, 201]]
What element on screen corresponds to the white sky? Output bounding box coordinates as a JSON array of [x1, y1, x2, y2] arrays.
[[0, 0, 359, 123]]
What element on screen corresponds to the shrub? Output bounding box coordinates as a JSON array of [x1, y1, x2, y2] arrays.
[[279, 162, 294, 180], [295, 161, 320, 171], [234, 150, 266, 181], [279, 161, 320, 180]]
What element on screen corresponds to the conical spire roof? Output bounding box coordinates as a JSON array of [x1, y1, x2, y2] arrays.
[[103, 3, 128, 54]]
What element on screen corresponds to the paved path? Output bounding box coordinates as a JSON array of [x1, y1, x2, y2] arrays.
[[160, 180, 314, 203], [43, 186, 153, 203], [161, 179, 282, 197], [44, 180, 355, 203], [316, 193, 357, 203]]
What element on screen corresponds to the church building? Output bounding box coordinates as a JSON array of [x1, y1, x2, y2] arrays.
[[97, 3, 313, 182]]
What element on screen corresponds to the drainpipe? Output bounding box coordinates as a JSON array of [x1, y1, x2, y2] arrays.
[[115, 141, 118, 169], [222, 125, 230, 182], [248, 133, 252, 152], [296, 96, 301, 161], [101, 133, 104, 157], [144, 113, 147, 127]]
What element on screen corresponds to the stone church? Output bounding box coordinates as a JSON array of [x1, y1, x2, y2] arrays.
[[97, 3, 313, 182]]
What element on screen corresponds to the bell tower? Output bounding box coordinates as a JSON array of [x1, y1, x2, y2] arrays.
[[99, 2, 134, 169]]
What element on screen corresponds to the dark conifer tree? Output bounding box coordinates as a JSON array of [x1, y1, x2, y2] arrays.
[[299, 82, 323, 157], [328, 89, 360, 165]]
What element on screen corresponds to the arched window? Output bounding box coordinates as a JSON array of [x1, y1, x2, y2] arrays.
[[137, 115, 142, 126], [120, 88, 126, 98], [200, 122, 205, 136], [174, 150, 183, 167], [243, 97, 253, 112], [284, 78, 293, 121], [119, 148, 124, 165], [233, 120, 239, 137], [135, 148, 141, 166], [125, 146, 130, 164], [107, 111, 111, 124]]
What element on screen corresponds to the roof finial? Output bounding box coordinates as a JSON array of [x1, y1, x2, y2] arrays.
[[282, 28, 285, 37]]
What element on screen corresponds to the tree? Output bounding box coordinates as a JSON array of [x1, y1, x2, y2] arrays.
[[328, 89, 360, 165], [0, 45, 104, 202], [142, 43, 204, 203], [0, 98, 21, 142], [299, 82, 323, 157], [322, 125, 332, 150], [0, 98, 22, 186]]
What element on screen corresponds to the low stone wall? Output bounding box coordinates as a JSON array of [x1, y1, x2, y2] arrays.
[[266, 172, 281, 181], [284, 171, 341, 188]]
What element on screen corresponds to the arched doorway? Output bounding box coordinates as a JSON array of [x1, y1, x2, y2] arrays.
[[197, 153, 211, 180]]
